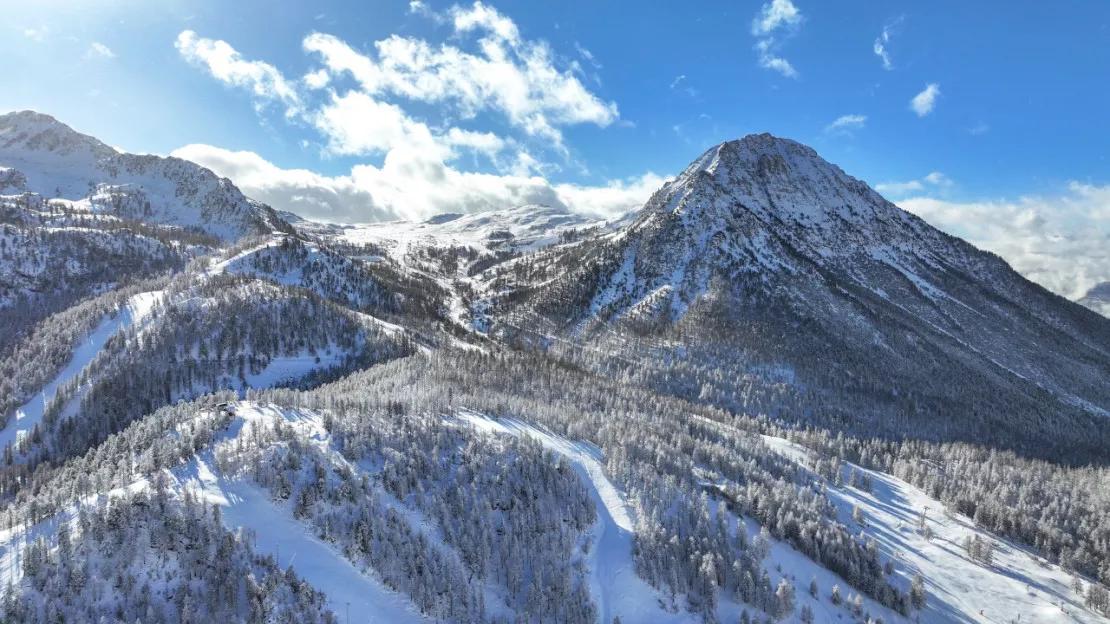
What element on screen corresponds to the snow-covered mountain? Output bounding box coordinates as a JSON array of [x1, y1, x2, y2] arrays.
[[303, 204, 607, 271], [484, 134, 1110, 465], [2, 114, 1110, 624], [0, 111, 297, 351], [0, 111, 289, 241]]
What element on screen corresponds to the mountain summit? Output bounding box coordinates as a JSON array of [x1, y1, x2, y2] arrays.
[[494, 134, 1110, 463], [0, 110, 288, 240], [0, 110, 118, 162], [653, 133, 888, 227]]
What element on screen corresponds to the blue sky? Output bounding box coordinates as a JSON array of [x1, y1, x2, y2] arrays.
[[4, 0, 1110, 296]]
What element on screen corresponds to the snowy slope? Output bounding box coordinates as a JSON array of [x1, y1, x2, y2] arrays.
[[0, 404, 428, 624], [1, 289, 164, 451], [496, 133, 1110, 465], [454, 410, 1110, 623], [1, 397, 1107, 624], [758, 434, 1109, 624], [454, 411, 686, 624], [179, 406, 429, 623], [0, 111, 288, 240], [332, 204, 603, 267], [455, 411, 917, 623]]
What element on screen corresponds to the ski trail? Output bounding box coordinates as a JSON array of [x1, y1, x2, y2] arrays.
[[454, 410, 690, 623], [179, 449, 428, 624], [2, 290, 164, 452]]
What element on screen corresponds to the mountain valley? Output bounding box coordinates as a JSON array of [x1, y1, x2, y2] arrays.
[[1, 112, 1109, 623]]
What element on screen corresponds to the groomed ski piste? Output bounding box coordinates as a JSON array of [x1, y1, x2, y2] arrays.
[[0, 401, 1106, 623], [1, 289, 165, 451], [182, 441, 428, 623], [452, 410, 688, 624], [0, 239, 401, 459], [454, 412, 1109, 624]]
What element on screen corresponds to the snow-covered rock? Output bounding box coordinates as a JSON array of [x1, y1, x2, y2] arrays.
[[0, 111, 289, 240]]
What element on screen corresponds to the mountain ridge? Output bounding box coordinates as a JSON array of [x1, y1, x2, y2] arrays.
[[0, 110, 290, 241], [3, 114, 1110, 624], [479, 132, 1110, 464]]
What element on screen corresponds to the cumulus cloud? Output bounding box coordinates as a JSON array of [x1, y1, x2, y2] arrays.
[[173, 143, 666, 223], [750, 0, 802, 78], [910, 83, 941, 116], [898, 183, 1110, 300], [825, 114, 867, 134], [923, 171, 952, 186], [175, 30, 302, 115], [173, 2, 646, 223], [300, 3, 618, 149]]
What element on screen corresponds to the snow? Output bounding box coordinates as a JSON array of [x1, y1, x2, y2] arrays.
[[454, 410, 691, 624], [335, 205, 601, 264], [3, 399, 1106, 624], [0, 111, 274, 240], [0, 402, 428, 623], [206, 236, 285, 276], [179, 444, 429, 624], [239, 351, 350, 388], [759, 434, 1110, 624], [2, 290, 164, 450]]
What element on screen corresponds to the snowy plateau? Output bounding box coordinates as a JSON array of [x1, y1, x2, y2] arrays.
[[1, 111, 1109, 624]]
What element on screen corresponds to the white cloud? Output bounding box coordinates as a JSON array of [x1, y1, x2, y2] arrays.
[[175, 30, 302, 115], [668, 75, 698, 97], [173, 143, 666, 222], [875, 170, 952, 196], [898, 183, 1110, 300], [750, 1, 802, 78], [172, 4, 656, 224], [177, 13, 612, 165], [923, 171, 952, 186], [310, 90, 443, 157], [303, 69, 330, 89], [574, 42, 601, 69], [969, 122, 990, 135], [87, 42, 115, 59], [910, 83, 941, 117], [172, 144, 394, 221], [407, 0, 439, 20], [299, 4, 618, 150], [443, 127, 509, 157], [873, 16, 903, 71], [875, 180, 924, 195], [873, 40, 891, 71], [23, 26, 48, 42], [825, 114, 867, 133], [751, 0, 802, 36], [755, 38, 798, 78]]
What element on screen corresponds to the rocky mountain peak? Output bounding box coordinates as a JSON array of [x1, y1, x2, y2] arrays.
[[646, 133, 888, 232], [0, 110, 117, 162]]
